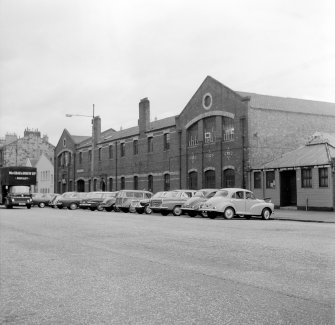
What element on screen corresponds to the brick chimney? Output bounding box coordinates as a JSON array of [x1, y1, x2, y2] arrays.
[[138, 98, 150, 136], [92, 116, 101, 144]]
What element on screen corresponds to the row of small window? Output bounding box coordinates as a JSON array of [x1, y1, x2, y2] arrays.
[[254, 168, 329, 189], [188, 169, 235, 189], [187, 116, 235, 147], [40, 170, 52, 181], [77, 134, 171, 164], [92, 174, 171, 192]]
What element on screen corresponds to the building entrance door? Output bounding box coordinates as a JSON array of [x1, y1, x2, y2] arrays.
[[77, 180, 85, 192], [280, 170, 297, 206]]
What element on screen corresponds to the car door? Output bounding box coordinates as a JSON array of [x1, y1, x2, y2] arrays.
[[231, 190, 246, 214], [245, 191, 258, 214]]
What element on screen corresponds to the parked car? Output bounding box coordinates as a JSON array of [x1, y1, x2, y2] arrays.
[[32, 193, 59, 208], [114, 190, 153, 213], [181, 189, 218, 217], [49, 194, 62, 208], [150, 190, 196, 216], [79, 191, 117, 211], [134, 191, 168, 214], [100, 191, 119, 212], [56, 192, 88, 210], [199, 188, 274, 220]]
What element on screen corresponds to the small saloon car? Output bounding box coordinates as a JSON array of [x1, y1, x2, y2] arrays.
[[200, 188, 274, 220], [79, 191, 117, 211], [150, 190, 196, 216], [32, 193, 59, 208], [134, 191, 168, 214], [181, 188, 218, 217], [56, 192, 88, 210]]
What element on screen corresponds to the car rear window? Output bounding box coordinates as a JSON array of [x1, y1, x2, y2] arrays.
[[214, 190, 229, 197]]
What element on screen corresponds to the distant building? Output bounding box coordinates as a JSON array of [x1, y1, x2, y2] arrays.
[[55, 76, 335, 210], [0, 128, 54, 168], [26, 154, 55, 194]]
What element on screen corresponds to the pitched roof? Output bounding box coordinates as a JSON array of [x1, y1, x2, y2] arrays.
[[261, 133, 335, 169], [72, 135, 90, 144], [237, 91, 335, 116]]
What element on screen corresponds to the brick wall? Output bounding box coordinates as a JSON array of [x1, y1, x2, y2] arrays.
[[248, 108, 335, 168]]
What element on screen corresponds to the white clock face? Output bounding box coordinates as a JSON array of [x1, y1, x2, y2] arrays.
[[202, 93, 212, 110]]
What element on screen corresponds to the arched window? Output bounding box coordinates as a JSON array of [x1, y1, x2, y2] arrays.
[[164, 174, 170, 191], [93, 179, 97, 191], [204, 170, 215, 188], [222, 117, 234, 142], [134, 176, 138, 190], [187, 123, 198, 147], [223, 169, 235, 188], [148, 175, 153, 192], [121, 177, 125, 190], [203, 117, 216, 144], [109, 178, 113, 191], [188, 171, 198, 190]]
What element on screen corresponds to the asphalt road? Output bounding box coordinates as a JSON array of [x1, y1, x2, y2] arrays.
[[1, 207, 334, 325]]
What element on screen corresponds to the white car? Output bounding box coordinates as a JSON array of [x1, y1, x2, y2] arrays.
[[200, 188, 274, 220]]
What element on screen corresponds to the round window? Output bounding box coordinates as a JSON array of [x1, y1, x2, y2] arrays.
[[202, 93, 212, 110]]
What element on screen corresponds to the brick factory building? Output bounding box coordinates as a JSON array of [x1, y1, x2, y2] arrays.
[[55, 76, 335, 208]]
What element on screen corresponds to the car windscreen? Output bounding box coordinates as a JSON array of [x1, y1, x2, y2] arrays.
[[88, 193, 104, 199], [9, 186, 30, 194]]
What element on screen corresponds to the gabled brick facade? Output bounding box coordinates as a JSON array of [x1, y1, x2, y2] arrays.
[[54, 76, 335, 203]]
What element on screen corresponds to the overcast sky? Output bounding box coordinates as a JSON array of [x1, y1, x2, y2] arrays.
[[1, 0, 334, 146]]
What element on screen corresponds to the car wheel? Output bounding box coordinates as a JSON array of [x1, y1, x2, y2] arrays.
[[89, 207, 96, 211], [207, 212, 216, 219], [144, 206, 152, 214], [188, 211, 197, 218], [262, 208, 272, 220], [39, 202, 45, 208], [161, 211, 169, 216], [57, 205, 63, 209], [137, 209, 144, 214], [69, 203, 78, 210], [224, 207, 235, 219], [172, 206, 182, 216], [97, 205, 104, 212], [105, 207, 112, 212], [245, 216, 251, 220]]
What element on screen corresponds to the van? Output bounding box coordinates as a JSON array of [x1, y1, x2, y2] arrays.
[[115, 190, 153, 213]]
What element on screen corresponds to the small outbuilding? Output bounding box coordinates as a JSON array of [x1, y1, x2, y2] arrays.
[[250, 133, 335, 211]]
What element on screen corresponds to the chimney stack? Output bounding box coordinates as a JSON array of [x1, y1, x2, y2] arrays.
[[138, 98, 150, 136]]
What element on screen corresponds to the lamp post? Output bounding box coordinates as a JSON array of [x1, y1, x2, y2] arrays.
[[66, 104, 95, 191]]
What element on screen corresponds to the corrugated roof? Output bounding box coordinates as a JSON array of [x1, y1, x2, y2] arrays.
[[237, 91, 335, 116], [261, 143, 335, 169]]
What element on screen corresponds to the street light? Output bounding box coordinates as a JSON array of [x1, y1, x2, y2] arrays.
[[66, 104, 95, 191]]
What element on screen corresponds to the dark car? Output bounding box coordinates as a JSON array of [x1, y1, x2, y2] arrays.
[[32, 193, 59, 208], [56, 192, 88, 210], [79, 191, 118, 211], [149, 190, 196, 216], [181, 189, 218, 217]]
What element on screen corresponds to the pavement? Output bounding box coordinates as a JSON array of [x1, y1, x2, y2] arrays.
[[273, 208, 335, 223]]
